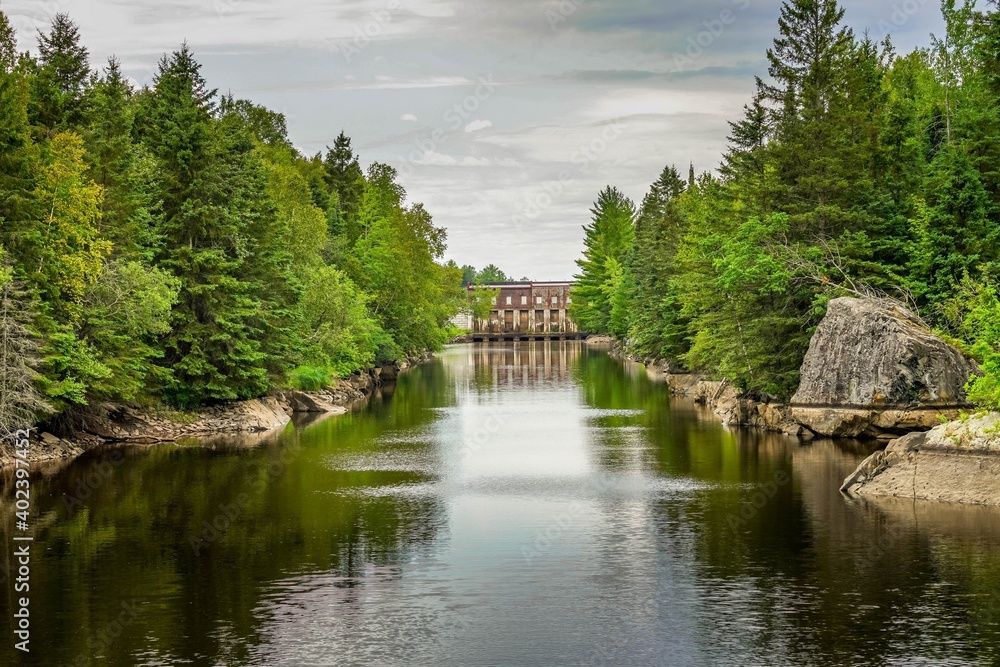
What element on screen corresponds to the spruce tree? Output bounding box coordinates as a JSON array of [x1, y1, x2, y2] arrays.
[[323, 131, 365, 242], [570, 186, 636, 334], [628, 166, 688, 358], [763, 0, 860, 240], [0, 9, 37, 241], [143, 44, 268, 407], [83, 57, 159, 260], [30, 13, 90, 131]]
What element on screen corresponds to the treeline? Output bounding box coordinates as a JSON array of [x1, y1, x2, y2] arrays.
[[0, 12, 462, 435], [449, 263, 527, 286], [571, 0, 1000, 407]]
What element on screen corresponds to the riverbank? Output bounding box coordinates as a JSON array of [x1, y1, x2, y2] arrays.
[[1, 355, 432, 469], [841, 413, 1000, 506]]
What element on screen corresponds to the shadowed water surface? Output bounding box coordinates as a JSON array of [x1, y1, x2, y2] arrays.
[[2, 342, 1000, 666]]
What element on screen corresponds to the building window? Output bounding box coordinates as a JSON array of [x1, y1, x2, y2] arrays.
[[506, 296, 512, 305], [551, 296, 558, 306], [521, 296, 528, 305], [567, 297, 572, 304], [536, 296, 543, 305]]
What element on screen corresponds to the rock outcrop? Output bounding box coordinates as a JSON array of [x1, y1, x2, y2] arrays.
[[841, 413, 1000, 505], [791, 297, 979, 438], [1, 383, 370, 468], [662, 373, 806, 436]]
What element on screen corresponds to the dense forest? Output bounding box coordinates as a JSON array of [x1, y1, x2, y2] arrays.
[[571, 0, 1000, 408], [0, 11, 464, 438]]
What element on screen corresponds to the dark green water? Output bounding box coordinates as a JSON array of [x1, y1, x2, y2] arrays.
[[2, 342, 1000, 666]]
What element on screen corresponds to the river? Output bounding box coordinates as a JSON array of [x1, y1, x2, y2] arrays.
[[2, 341, 1000, 666]]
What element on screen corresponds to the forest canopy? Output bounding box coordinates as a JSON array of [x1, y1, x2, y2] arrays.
[[0, 11, 463, 435]]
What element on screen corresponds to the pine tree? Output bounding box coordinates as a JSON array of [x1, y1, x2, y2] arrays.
[[30, 13, 90, 131], [570, 186, 636, 334], [0, 9, 16, 71], [82, 57, 159, 260], [628, 166, 689, 358], [0, 12, 37, 252], [763, 0, 861, 240], [143, 44, 269, 407], [324, 131, 365, 242], [720, 92, 779, 217]]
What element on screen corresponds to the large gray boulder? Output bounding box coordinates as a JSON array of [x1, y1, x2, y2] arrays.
[[791, 297, 978, 438]]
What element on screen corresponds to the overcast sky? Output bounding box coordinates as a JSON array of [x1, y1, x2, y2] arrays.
[[5, 0, 947, 279]]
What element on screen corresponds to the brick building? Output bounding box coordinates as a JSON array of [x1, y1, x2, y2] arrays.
[[470, 281, 579, 334]]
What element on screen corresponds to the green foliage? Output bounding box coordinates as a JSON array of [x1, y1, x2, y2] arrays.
[[300, 266, 384, 377], [29, 13, 90, 131], [678, 214, 813, 396], [942, 276, 1000, 409], [628, 165, 689, 358], [0, 13, 460, 419], [78, 261, 179, 401], [570, 186, 636, 334], [467, 285, 501, 321], [82, 57, 159, 261], [475, 264, 509, 283], [288, 366, 333, 392], [345, 165, 461, 361]]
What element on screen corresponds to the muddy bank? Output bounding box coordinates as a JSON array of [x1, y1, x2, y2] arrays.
[[2, 357, 431, 469]]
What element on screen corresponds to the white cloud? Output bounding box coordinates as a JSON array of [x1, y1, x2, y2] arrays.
[[400, 113, 418, 122], [464, 119, 494, 133], [461, 156, 492, 167]]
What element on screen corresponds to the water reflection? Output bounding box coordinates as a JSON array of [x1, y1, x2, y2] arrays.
[[0, 341, 998, 666]]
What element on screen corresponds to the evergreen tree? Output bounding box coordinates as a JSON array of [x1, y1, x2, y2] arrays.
[[763, 0, 862, 240], [570, 186, 636, 334], [0, 9, 16, 71], [30, 13, 90, 131], [143, 44, 269, 406], [476, 264, 509, 283], [323, 131, 365, 242], [83, 57, 159, 260], [0, 13, 37, 253], [720, 92, 779, 218], [628, 166, 688, 358]]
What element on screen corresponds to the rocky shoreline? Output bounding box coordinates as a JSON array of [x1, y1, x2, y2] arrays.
[[624, 298, 978, 440], [2, 356, 431, 469], [614, 297, 1000, 506], [841, 413, 1000, 506]]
